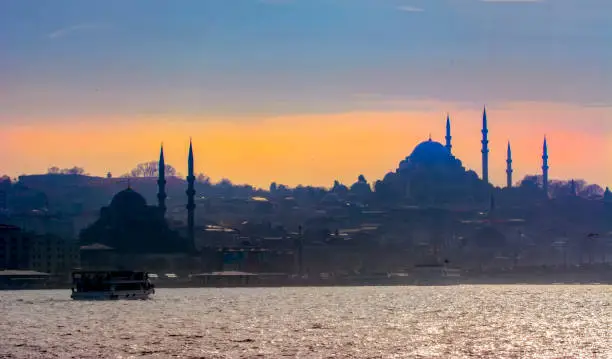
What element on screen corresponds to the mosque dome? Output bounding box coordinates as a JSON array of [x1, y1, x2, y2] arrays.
[[409, 139, 451, 163], [398, 138, 455, 172], [110, 187, 147, 209]]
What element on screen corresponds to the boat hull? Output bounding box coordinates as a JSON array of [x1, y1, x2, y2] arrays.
[[71, 289, 154, 301]]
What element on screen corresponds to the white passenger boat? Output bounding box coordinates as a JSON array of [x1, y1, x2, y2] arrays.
[[70, 270, 155, 300]]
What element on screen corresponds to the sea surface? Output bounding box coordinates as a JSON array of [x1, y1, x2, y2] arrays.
[[0, 285, 610, 358]]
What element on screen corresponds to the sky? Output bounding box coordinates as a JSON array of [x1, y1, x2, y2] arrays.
[[1, 0, 611, 189]]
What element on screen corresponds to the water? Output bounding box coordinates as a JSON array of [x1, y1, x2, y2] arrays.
[[1, 285, 610, 358]]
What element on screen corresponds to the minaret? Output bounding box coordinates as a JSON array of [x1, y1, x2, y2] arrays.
[[542, 137, 549, 196], [506, 141, 513, 188], [186, 139, 196, 246], [445, 114, 452, 153], [157, 144, 167, 216], [481, 106, 489, 183]]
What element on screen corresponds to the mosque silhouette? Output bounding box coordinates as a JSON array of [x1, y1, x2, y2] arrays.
[[81, 107, 553, 252]]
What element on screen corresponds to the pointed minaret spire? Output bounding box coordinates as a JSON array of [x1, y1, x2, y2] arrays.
[[481, 106, 489, 183], [445, 114, 452, 153], [506, 141, 513, 188], [542, 136, 549, 197], [157, 143, 167, 216], [186, 138, 196, 247], [188, 138, 194, 177]]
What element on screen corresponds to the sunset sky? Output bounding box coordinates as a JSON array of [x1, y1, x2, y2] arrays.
[[1, 0, 611, 189]]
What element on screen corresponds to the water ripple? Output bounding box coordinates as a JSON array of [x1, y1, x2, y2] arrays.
[[0, 285, 610, 358]]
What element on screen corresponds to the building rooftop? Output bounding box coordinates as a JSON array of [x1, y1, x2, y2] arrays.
[[80, 243, 114, 250], [0, 270, 50, 277]]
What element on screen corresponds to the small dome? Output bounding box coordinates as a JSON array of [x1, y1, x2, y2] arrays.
[[110, 187, 147, 209], [409, 139, 451, 163], [398, 138, 454, 172]]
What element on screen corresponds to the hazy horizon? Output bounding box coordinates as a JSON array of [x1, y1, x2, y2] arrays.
[[1, 0, 611, 188]]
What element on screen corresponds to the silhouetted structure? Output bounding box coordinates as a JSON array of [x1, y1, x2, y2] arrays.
[[481, 107, 489, 183], [186, 139, 196, 247], [384, 121, 488, 203], [157, 144, 167, 216], [506, 142, 513, 188], [445, 114, 452, 153], [542, 137, 549, 196], [0, 224, 29, 270], [80, 186, 187, 253]]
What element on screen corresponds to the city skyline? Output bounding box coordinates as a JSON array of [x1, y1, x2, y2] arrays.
[[3, 104, 609, 189], [1, 0, 610, 188]]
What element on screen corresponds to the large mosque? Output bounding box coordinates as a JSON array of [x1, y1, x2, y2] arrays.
[[376, 107, 551, 204], [396, 107, 549, 190], [80, 141, 197, 253]]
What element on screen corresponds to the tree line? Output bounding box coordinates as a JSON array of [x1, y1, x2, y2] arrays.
[[3, 164, 608, 200], [47, 166, 87, 175]]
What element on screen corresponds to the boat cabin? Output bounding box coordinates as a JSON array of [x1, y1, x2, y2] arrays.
[[72, 270, 153, 293]]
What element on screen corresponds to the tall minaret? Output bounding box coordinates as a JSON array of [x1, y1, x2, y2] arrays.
[[445, 114, 452, 153], [506, 141, 513, 188], [157, 143, 167, 216], [481, 106, 489, 183], [186, 139, 196, 245], [542, 137, 549, 196]]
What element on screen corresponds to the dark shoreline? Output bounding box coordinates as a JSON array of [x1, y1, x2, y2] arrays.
[[3, 276, 610, 290], [3, 265, 610, 290], [2, 282, 610, 291]]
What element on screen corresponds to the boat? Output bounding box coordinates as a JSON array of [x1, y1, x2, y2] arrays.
[[70, 270, 155, 300]]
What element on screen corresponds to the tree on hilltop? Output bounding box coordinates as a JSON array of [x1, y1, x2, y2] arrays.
[[218, 178, 233, 187], [518, 175, 605, 199], [350, 174, 372, 196], [0, 175, 11, 186], [62, 166, 86, 175], [331, 180, 349, 196], [128, 161, 177, 178], [197, 173, 211, 184], [580, 183, 604, 198], [47, 166, 87, 175]]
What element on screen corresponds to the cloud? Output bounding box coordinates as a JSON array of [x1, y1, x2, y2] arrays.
[[46, 23, 111, 39], [397, 5, 424, 12], [258, 0, 293, 4], [480, 0, 542, 2]]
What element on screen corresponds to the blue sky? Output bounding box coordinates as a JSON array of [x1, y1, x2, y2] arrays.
[[1, 0, 611, 187], [1, 0, 611, 119]]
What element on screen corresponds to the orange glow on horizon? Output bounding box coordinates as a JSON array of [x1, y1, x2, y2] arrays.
[[1, 101, 610, 189]]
